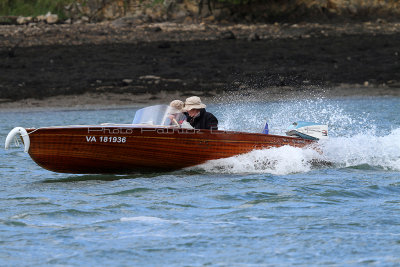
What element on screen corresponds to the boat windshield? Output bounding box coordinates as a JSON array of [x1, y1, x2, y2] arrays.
[[132, 105, 186, 126]]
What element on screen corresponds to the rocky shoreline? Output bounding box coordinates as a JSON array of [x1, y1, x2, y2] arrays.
[[2, 20, 400, 47], [1, 21, 400, 110]]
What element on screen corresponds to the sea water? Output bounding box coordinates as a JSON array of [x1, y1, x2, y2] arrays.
[[0, 96, 399, 266]]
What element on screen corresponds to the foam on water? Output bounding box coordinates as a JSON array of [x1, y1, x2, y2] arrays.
[[320, 128, 400, 171], [193, 128, 400, 175], [192, 146, 318, 175], [200, 97, 400, 175]]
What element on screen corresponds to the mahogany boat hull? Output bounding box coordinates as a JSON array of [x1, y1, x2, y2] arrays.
[[24, 126, 314, 174]]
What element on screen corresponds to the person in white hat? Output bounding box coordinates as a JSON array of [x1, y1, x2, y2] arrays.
[[183, 96, 218, 130], [168, 100, 193, 128], [169, 100, 184, 114]]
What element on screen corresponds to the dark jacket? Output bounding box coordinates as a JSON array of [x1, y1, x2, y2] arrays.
[[187, 109, 218, 130]]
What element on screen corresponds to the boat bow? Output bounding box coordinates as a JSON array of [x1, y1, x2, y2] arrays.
[[5, 127, 30, 153]]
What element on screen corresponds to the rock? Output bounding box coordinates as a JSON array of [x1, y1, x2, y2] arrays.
[[213, 8, 232, 21], [64, 3, 73, 11], [45, 12, 59, 24], [212, 9, 222, 19], [16, 17, 25, 24], [139, 75, 161, 80], [63, 3, 82, 20], [111, 17, 129, 27], [73, 19, 84, 25], [327, 0, 339, 10], [81, 16, 90, 23], [122, 79, 133, 85], [17, 16, 32, 25], [185, 0, 199, 15], [145, 6, 164, 21], [111, 15, 151, 27], [80, 0, 125, 20], [376, 18, 386, 24], [171, 10, 187, 22], [183, 16, 193, 24], [348, 5, 358, 15], [36, 15, 46, 22], [248, 32, 260, 41], [387, 80, 400, 88], [203, 15, 215, 22], [221, 30, 235, 40]]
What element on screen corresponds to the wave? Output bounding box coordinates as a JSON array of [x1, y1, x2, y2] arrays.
[[120, 216, 182, 224], [191, 146, 320, 175], [190, 128, 400, 175], [320, 128, 400, 171], [203, 97, 400, 175]]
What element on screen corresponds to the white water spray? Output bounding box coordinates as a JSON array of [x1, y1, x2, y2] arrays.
[[320, 128, 400, 171], [191, 128, 400, 175], [192, 145, 321, 175], [201, 97, 400, 175]]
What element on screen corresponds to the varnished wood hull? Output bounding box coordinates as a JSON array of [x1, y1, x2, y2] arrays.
[[26, 126, 314, 174]]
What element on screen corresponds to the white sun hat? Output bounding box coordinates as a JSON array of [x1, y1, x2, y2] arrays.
[[169, 100, 184, 114], [183, 96, 206, 111]]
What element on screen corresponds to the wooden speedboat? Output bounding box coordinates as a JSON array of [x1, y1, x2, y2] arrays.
[[5, 105, 326, 174]]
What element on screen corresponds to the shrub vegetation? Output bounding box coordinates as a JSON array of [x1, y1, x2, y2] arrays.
[[0, 0, 74, 18]]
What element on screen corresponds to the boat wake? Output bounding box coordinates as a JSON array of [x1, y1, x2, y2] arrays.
[[191, 146, 321, 175], [191, 128, 400, 175], [320, 128, 400, 171]]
